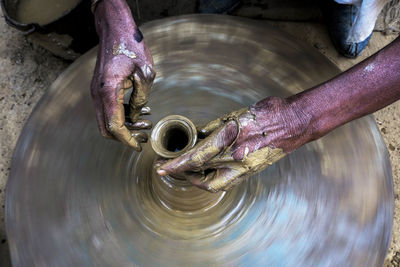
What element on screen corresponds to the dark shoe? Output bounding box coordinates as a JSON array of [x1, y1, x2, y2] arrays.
[[197, 0, 240, 14], [322, 1, 372, 58]]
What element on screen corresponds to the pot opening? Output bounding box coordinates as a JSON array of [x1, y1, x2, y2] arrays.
[[162, 126, 189, 152]]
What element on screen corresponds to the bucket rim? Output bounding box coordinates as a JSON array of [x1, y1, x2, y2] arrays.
[[0, 0, 84, 34]]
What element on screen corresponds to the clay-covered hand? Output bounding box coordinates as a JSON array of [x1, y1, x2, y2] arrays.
[[157, 97, 312, 192], [90, 0, 155, 151]]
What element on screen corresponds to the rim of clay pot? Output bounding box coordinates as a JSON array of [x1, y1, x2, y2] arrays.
[[150, 115, 198, 159]]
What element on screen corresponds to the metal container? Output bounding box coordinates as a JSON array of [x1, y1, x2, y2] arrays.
[[1, 0, 98, 60]]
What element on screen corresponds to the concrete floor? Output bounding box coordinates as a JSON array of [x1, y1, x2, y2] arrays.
[[0, 9, 399, 267]]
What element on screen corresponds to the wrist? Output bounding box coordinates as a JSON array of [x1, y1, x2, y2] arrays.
[[251, 97, 313, 152], [287, 82, 344, 142], [94, 0, 136, 37], [286, 97, 315, 144]]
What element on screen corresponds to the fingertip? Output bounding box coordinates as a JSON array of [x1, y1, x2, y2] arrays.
[[140, 106, 151, 115], [198, 119, 223, 137], [158, 162, 172, 173], [157, 169, 167, 176], [198, 128, 209, 138], [126, 137, 142, 151], [157, 160, 181, 176], [131, 131, 148, 143], [132, 144, 142, 152], [159, 157, 178, 169], [197, 126, 211, 137]]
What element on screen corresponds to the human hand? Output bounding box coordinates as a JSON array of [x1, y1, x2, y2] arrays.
[[157, 97, 312, 192], [90, 0, 155, 151]]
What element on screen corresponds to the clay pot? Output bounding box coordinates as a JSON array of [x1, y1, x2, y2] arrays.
[[150, 115, 197, 159]]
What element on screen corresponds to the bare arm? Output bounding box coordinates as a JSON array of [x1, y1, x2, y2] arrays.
[[289, 36, 400, 143], [159, 37, 400, 192]]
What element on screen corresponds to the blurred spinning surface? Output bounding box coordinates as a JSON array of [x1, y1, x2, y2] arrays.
[[6, 15, 393, 266]]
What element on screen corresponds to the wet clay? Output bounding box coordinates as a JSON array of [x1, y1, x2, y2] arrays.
[[5, 15, 393, 267], [16, 0, 81, 24]]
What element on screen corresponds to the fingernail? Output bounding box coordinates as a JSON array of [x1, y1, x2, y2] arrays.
[[129, 120, 152, 129], [157, 169, 167, 176], [141, 106, 151, 115]]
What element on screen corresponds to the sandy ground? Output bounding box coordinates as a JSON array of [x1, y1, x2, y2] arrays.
[[0, 10, 399, 267]]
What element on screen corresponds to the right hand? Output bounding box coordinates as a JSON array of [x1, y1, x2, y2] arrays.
[[157, 97, 312, 192]]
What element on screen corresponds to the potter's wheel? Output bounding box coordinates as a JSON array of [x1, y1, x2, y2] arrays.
[[6, 15, 393, 266]]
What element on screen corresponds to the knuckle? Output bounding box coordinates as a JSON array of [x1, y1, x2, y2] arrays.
[[190, 158, 205, 169], [106, 122, 120, 134], [132, 98, 147, 107], [141, 64, 156, 80]]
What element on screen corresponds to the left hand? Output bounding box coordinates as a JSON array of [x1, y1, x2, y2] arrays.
[[157, 97, 312, 192], [90, 0, 156, 151]]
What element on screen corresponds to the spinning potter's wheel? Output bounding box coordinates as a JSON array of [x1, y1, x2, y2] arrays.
[[6, 15, 393, 266]]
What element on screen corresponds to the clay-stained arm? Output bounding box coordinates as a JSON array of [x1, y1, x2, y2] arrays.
[[288, 36, 400, 142], [158, 37, 400, 192], [91, 0, 155, 150]]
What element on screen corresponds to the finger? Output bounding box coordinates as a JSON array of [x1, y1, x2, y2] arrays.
[[190, 167, 246, 193], [154, 158, 168, 170], [97, 112, 115, 139], [103, 86, 142, 151], [95, 104, 114, 139], [157, 121, 238, 175], [198, 108, 247, 136], [129, 65, 155, 122], [156, 159, 188, 180], [200, 153, 236, 169], [107, 122, 142, 151], [140, 106, 151, 115], [197, 118, 225, 137], [121, 78, 133, 89], [125, 119, 152, 130], [131, 131, 148, 143], [91, 89, 114, 139], [123, 105, 151, 120]]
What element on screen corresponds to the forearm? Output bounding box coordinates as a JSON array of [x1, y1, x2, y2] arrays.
[[288, 37, 400, 141], [93, 0, 137, 39]]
